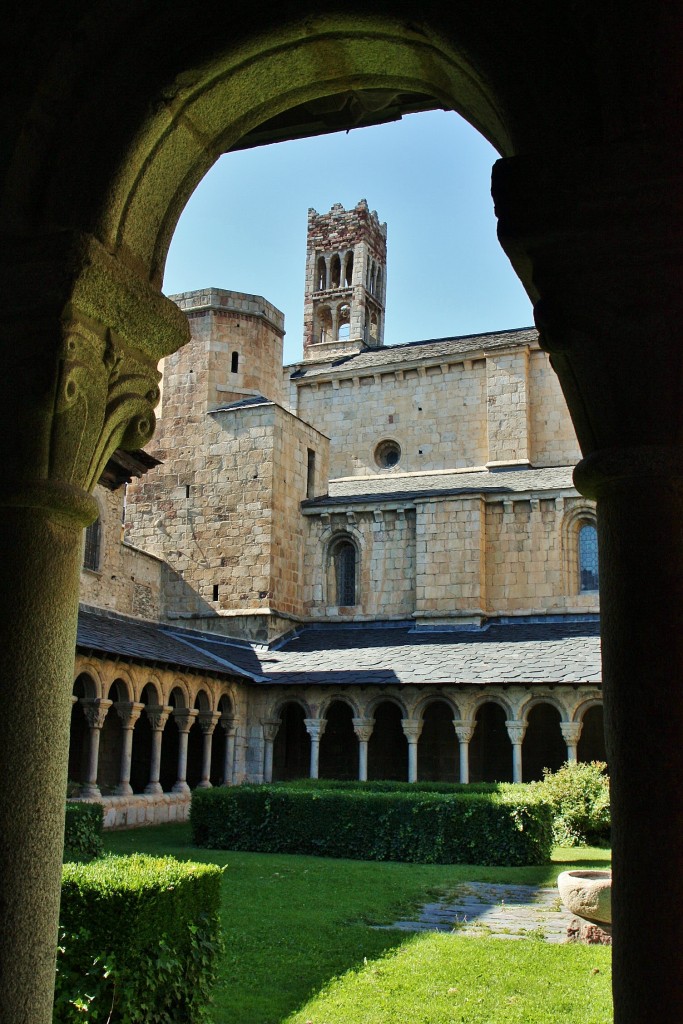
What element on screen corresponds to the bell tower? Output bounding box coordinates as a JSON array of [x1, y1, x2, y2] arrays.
[[303, 199, 387, 361]]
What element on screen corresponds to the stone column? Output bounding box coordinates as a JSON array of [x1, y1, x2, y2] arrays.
[[353, 718, 374, 781], [197, 711, 221, 788], [304, 718, 327, 779], [172, 709, 199, 794], [453, 721, 475, 784], [560, 721, 583, 764], [79, 698, 113, 798], [505, 721, 527, 784], [220, 715, 237, 785], [144, 705, 172, 794], [0, 237, 187, 1024], [401, 718, 423, 783], [261, 719, 280, 783], [493, 144, 683, 1023], [114, 701, 144, 795]]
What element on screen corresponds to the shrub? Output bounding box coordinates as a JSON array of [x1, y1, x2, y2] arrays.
[[55, 854, 224, 1023], [191, 785, 553, 866], [536, 760, 610, 846], [64, 802, 104, 860]]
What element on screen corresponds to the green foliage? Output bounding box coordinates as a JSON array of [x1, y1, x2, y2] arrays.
[[191, 784, 553, 866], [273, 778, 519, 795], [535, 761, 611, 847], [55, 854, 224, 1023], [64, 802, 104, 860]]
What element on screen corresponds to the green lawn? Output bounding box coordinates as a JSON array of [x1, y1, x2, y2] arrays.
[[104, 824, 612, 1024]]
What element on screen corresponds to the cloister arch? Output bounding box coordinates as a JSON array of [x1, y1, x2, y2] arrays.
[[368, 699, 407, 781], [272, 701, 310, 781], [2, 9, 682, 1024], [522, 702, 566, 782], [469, 701, 512, 783], [577, 703, 607, 765], [319, 699, 357, 779], [417, 698, 459, 781]]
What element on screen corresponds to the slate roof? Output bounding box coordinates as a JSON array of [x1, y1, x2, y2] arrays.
[[304, 465, 576, 508], [287, 327, 539, 379], [78, 607, 600, 688]]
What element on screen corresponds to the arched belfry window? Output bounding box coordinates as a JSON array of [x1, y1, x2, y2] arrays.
[[316, 256, 327, 291], [83, 517, 102, 572], [330, 537, 357, 606], [579, 523, 599, 592], [344, 251, 354, 286], [330, 254, 341, 289]]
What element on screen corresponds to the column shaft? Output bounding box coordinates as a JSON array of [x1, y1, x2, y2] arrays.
[[459, 741, 470, 784], [263, 740, 274, 783], [0, 508, 83, 1024], [358, 741, 368, 781]]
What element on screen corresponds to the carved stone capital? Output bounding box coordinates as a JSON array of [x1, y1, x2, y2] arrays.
[[560, 722, 583, 745], [261, 718, 281, 743], [304, 718, 327, 741], [352, 717, 374, 743], [198, 711, 221, 735], [505, 719, 527, 745], [453, 720, 475, 744], [173, 708, 199, 734], [145, 704, 172, 732], [0, 231, 188, 523], [114, 701, 144, 729], [220, 715, 238, 737], [80, 698, 112, 730], [401, 718, 423, 743]]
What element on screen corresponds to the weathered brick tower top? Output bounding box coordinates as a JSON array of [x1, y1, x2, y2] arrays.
[[303, 199, 387, 362]]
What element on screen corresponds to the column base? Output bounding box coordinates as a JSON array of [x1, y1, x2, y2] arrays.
[[195, 780, 212, 789], [115, 782, 133, 796], [172, 781, 191, 795], [144, 781, 163, 795], [79, 783, 102, 799]]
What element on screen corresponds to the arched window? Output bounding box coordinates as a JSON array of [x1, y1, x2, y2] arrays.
[[331, 538, 357, 606], [337, 303, 351, 340], [231, 351, 239, 373], [330, 253, 341, 288], [344, 251, 354, 286], [579, 523, 599, 591], [317, 306, 332, 344], [316, 255, 327, 291], [83, 517, 101, 572]]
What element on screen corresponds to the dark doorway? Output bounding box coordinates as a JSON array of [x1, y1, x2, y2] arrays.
[[469, 702, 512, 783], [418, 701, 459, 781], [320, 701, 357, 779], [368, 701, 407, 781]]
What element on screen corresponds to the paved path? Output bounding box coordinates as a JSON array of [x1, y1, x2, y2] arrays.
[[378, 882, 574, 943]]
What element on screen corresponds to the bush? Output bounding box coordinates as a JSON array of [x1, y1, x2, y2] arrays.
[[536, 760, 610, 846], [55, 854, 224, 1023], [64, 802, 104, 860], [191, 785, 553, 866]]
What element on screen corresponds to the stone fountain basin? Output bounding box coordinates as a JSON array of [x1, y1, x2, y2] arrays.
[[557, 869, 612, 927]]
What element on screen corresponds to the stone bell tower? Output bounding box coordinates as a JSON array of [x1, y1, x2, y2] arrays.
[[303, 199, 387, 361]]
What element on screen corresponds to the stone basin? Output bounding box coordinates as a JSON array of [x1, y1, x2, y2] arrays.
[[557, 869, 612, 928]]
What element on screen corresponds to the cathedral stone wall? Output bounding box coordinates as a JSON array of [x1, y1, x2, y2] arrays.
[[528, 349, 582, 466], [80, 486, 163, 620], [415, 496, 487, 622]]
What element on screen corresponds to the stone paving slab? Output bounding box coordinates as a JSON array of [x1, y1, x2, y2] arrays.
[[377, 882, 575, 943]]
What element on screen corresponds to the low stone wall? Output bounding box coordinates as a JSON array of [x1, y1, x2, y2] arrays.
[[69, 792, 192, 830]]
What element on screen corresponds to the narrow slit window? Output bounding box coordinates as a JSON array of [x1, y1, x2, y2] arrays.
[[306, 448, 316, 498], [231, 351, 239, 373], [333, 540, 356, 606], [213, 584, 219, 602], [83, 517, 101, 572]]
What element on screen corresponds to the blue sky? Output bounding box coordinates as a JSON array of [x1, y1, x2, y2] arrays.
[[163, 110, 533, 365]]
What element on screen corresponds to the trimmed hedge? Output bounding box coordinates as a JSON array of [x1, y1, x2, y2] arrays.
[[55, 854, 224, 1023], [272, 778, 518, 795], [64, 802, 104, 860], [191, 785, 553, 866]]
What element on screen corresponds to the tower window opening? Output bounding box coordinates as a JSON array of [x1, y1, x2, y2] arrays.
[[330, 254, 341, 288], [316, 255, 327, 291], [344, 251, 354, 286], [231, 351, 239, 373], [338, 303, 351, 340], [213, 584, 219, 602]]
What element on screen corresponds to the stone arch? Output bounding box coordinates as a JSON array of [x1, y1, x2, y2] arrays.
[[193, 687, 212, 712], [217, 691, 234, 716], [107, 675, 134, 703], [576, 702, 607, 765], [73, 669, 101, 701], [316, 305, 332, 344], [413, 693, 461, 722], [518, 693, 570, 724], [469, 700, 513, 783], [319, 699, 357, 780], [522, 702, 566, 781], [167, 680, 190, 709], [344, 251, 354, 287], [316, 255, 327, 291], [417, 698, 459, 782], [337, 302, 351, 340], [368, 698, 408, 781], [68, 672, 101, 788], [138, 678, 162, 705], [330, 253, 342, 289], [319, 692, 360, 718], [272, 700, 310, 781]]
